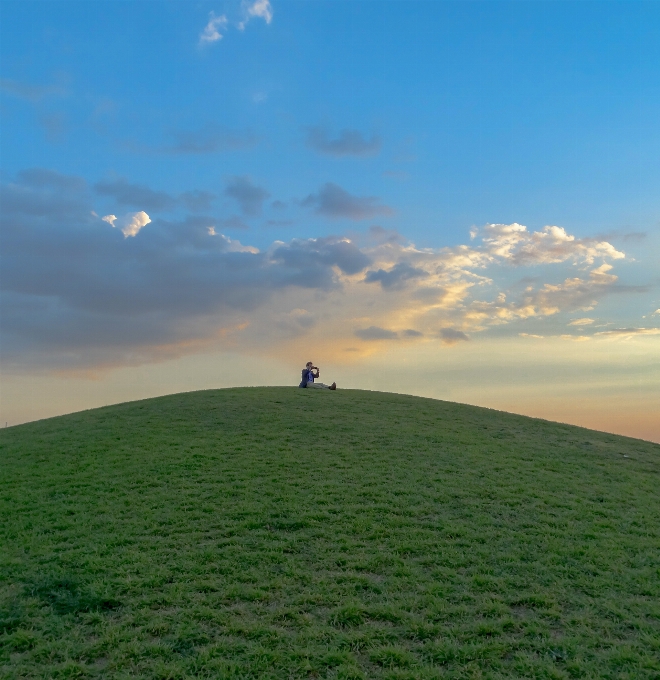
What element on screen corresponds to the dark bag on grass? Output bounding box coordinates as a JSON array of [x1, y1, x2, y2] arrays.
[[299, 368, 310, 388]]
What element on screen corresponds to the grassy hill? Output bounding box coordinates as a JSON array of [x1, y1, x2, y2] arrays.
[[1, 388, 659, 680]]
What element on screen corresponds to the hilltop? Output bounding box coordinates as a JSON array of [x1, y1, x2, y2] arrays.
[[1, 388, 659, 679]]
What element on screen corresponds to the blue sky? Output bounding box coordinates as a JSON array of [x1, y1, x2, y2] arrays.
[[1, 1, 659, 440]]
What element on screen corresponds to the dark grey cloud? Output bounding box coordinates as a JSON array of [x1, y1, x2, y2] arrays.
[[179, 190, 217, 212], [439, 328, 469, 344], [403, 329, 423, 337], [354, 326, 398, 340], [595, 230, 647, 243], [93, 178, 224, 215], [0, 170, 367, 370], [622, 232, 647, 242], [364, 262, 429, 290], [270, 237, 371, 290], [224, 176, 270, 216], [369, 225, 403, 244], [2, 170, 87, 220], [305, 126, 382, 157], [95, 178, 177, 212], [301, 183, 394, 220], [17, 168, 86, 192]]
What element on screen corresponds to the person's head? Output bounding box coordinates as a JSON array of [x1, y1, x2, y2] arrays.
[[306, 362, 313, 368]]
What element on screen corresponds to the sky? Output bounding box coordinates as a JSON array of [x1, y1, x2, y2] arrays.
[[1, 1, 659, 442]]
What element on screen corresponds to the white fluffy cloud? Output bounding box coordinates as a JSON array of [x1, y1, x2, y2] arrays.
[[238, 0, 273, 30], [102, 211, 151, 238], [479, 223, 625, 266], [348, 224, 629, 343], [199, 12, 228, 45], [200, 1, 273, 46]]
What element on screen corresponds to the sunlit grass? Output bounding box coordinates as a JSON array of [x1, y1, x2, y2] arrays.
[[1, 388, 658, 679]]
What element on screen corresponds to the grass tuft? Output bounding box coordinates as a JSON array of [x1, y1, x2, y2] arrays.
[[26, 575, 121, 616]]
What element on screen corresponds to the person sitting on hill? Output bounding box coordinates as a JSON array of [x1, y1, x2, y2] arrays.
[[299, 362, 336, 390]]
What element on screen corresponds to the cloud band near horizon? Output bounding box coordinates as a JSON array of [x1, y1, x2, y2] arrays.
[[2, 168, 651, 376]]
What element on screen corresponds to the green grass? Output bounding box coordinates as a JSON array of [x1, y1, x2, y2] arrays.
[[1, 387, 659, 680]]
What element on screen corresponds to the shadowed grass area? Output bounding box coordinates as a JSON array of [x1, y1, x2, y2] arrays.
[[1, 387, 659, 679]]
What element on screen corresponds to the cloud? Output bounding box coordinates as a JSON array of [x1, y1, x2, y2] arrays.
[[1, 170, 88, 223], [2, 172, 642, 373], [595, 327, 660, 337], [305, 127, 382, 157], [364, 262, 429, 290], [127, 125, 258, 155], [95, 178, 176, 212], [2, 172, 377, 370], [369, 225, 403, 244], [652, 309, 660, 316], [179, 190, 217, 212], [568, 317, 595, 326], [595, 230, 647, 243], [102, 211, 151, 238], [0, 77, 67, 102], [17, 168, 86, 193], [532, 275, 606, 315], [355, 326, 398, 340], [208, 232, 258, 253], [224, 176, 270, 216], [278, 308, 316, 333], [238, 0, 273, 30], [480, 223, 625, 266], [199, 12, 228, 45], [439, 328, 469, 344], [271, 237, 371, 277], [200, 1, 272, 45], [94, 178, 223, 215], [301, 183, 394, 220], [621, 232, 647, 242], [161, 125, 258, 154], [463, 268, 617, 326]]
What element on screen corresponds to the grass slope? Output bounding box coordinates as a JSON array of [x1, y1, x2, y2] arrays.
[[1, 388, 659, 680]]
